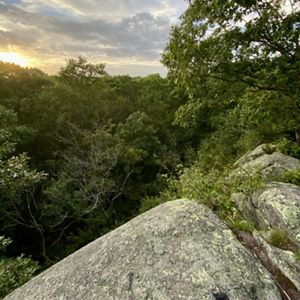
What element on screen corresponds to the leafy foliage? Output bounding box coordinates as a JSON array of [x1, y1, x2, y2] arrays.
[[277, 138, 300, 159], [58, 56, 107, 85], [0, 106, 47, 256], [140, 157, 267, 224], [0, 236, 39, 299], [277, 168, 300, 186], [163, 0, 300, 166], [230, 220, 255, 233], [0, 59, 195, 263]]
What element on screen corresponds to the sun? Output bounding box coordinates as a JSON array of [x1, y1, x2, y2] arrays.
[[0, 52, 29, 67]]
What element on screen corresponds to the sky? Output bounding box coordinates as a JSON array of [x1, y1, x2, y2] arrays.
[[0, 0, 187, 76]]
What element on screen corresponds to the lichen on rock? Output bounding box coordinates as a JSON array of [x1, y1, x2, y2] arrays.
[[233, 182, 300, 244], [233, 144, 300, 178], [5, 200, 281, 300]]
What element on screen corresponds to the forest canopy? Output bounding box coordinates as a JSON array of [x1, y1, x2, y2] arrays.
[[0, 0, 299, 297]]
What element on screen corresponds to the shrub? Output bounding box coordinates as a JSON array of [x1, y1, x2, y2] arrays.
[[0, 236, 39, 299], [277, 138, 300, 159], [230, 220, 255, 233], [268, 229, 289, 249], [278, 168, 300, 186]]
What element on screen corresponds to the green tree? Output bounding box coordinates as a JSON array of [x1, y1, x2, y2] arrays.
[[58, 56, 107, 85], [42, 123, 128, 257], [0, 105, 47, 259], [0, 62, 49, 118], [163, 0, 300, 147]]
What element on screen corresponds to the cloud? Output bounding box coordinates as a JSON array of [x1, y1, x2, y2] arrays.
[[19, 0, 186, 20], [0, 29, 35, 48], [0, 0, 187, 75], [49, 12, 170, 57]]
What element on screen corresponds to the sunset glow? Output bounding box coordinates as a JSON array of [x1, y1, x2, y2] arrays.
[[0, 0, 187, 75], [0, 52, 29, 67]]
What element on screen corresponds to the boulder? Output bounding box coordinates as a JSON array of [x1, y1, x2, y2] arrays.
[[233, 182, 300, 243], [233, 144, 300, 177], [5, 200, 281, 300], [253, 232, 300, 292], [232, 146, 300, 299]]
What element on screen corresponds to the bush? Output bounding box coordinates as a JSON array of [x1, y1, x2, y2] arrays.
[[278, 168, 300, 186], [277, 138, 300, 159], [0, 236, 39, 299], [230, 220, 255, 233], [139, 157, 268, 224], [268, 229, 289, 249]]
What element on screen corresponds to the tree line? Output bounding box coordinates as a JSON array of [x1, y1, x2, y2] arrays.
[[1, 0, 299, 297]]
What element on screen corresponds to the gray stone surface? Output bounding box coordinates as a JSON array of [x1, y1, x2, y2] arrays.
[[234, 183, 300, 243], [5, 200, 281, 300], [234, 144, 276, 167], [232, 146, 300, 297], [253, 231, 300, 291], [233, 144, 300, 177]]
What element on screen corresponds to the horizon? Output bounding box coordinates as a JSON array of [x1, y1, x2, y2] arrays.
[[0, 56, 169, 77]]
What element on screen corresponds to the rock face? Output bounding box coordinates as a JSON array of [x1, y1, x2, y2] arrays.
[[233, 182, 300, 243], [232, 144, 300, 299], [233, 144, 300, 177], [253, 232, 300, 292], [5, 200, 281, 300]]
